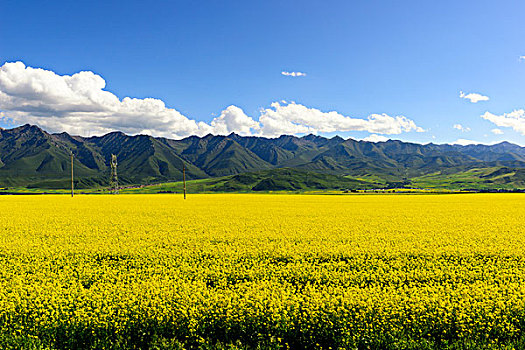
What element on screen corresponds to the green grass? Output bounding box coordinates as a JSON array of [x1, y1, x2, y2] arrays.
[[410, 167, 525, 190], [2, 166, 524, 195]]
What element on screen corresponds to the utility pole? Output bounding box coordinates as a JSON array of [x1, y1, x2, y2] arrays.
[[183, 163, 186, 200], [70, 152, 74, 197], [110, 154, 119, 194]]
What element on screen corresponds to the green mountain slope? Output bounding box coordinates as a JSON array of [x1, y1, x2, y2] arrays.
[[411, 167, 525, 190], [1, 124, 525, 191], [161, 134, 273, 176], [117, 168, 382, 193], [0, 125, 100, 187]]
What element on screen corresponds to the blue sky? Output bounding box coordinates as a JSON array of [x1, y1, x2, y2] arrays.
[[1, 0, 525, 145]]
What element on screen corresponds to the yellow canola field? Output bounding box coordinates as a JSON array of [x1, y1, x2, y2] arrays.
[[0, 194, 525, 349]]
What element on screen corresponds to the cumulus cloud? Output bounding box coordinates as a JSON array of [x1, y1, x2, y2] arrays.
[[520, 56, 525, 61], [453, 124, 471, 132], [209, 105, 260, 136], [491, 128, 504, 135], [459, 91, 489, 103], [281, 71, 306, 77], [362, 134, 389, 142], [481, 110, 525, 135], [258, 102, 424, 137], [0, 61, 424, 139], [452, 139, 481, 146], [0, 61, 212, 138]]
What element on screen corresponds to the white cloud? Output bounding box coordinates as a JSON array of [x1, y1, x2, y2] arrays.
[[451, 138, 511, 146], [520, 56, 525, 61], [258, 102, 424, 137], [0, 61, 212, 138], [481, 110, 525, 135], [453, 124, 471, 132], [452, 139, 481, 146], [362, 134, 389, 142], [459, 91, 489, 103], [281, 71, 306, 77], [0, 61, 424, 139], [491, 128, 504, 135], [209, 105, 260, 136]]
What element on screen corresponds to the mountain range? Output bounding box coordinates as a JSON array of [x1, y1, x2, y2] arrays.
[[1, 124, 525, 190]]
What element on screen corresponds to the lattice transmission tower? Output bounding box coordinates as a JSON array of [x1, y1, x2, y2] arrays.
[[110, 154, 119, 194], [70, 152, 74, 197]]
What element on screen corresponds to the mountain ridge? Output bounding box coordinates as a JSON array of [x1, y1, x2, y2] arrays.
[[1, 124, 524, 190]]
